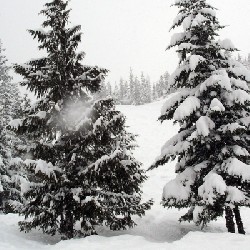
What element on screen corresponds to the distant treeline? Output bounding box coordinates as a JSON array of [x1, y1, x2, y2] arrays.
[[96, 69, 173, 105]]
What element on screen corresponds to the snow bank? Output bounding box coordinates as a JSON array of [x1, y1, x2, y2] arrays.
[[1, 213, 250, 250]]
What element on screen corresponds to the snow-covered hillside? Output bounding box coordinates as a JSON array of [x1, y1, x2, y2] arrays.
[[1, 97, 250, 250]]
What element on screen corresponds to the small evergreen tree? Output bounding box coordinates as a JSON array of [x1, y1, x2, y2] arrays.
[[150, 0, 250, 234], [10, 0, 152, 239]]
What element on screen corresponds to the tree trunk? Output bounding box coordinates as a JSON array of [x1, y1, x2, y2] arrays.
[[233, 206, 245, 235], [225, 206, 235, 233], [65, 210, 74, 239]]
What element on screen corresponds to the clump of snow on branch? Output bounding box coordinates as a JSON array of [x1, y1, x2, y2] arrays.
[[8, 119, 23, 130], [222, 158, 250, 181], [218, 123, 245, 133], [173, 96, 200, 120], [196, 116, 215, 137], [191, 13, 208, 27], [218, 39, 235, 50], [24, 159, 60, 178], [200, 70, 232, 92], [31, 111, 47, 119], [230, 89, 250, 105], [163, 167, 196, 202], [189, 55, 206, 71], [209, 98, 225, 112], [170, 32, 186, 47], [198, 172, 227, 205], [200, 8, 216, 17], [226, 186, 248, 204], [161, 89, 195, 115]]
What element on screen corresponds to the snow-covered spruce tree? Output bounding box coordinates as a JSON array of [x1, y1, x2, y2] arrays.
[[10, 0, 152, 239], [53, 97, 152, 238], [150, 0, 250, 234], [133, 77, 143, 105], [129, 68, 135, 104], [6, 94, 32, 213], [140, 73, 152, 104], [0, 40, 23, 212]]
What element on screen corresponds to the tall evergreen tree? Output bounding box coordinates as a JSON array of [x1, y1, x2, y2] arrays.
[[140, 72, 147, 104], [152, 83, 157, 100], [140, 72, 151, 104], [119, 78, 125, 103], [145, 76, 152, 103], [106, 82, 112, 96], [123, 80, 130, 104], [150, 0, 250, 234], [113, 83, 120, 104], [157, 75, 165, 97], [129, 68, 135, 104], [10, 0, 152, 239], [163, 71, 171, 94], [133, 77, 142, 105]]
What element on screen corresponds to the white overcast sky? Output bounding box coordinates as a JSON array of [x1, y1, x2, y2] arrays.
[[0, 0, 250, 85]]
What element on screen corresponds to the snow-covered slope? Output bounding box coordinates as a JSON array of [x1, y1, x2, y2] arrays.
[[1, 97, 250, 250]]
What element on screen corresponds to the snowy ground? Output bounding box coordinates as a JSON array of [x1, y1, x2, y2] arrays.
[[1, 97, 250, 249]]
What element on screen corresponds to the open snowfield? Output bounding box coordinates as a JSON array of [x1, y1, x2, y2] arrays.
[[1, 97, 250, 249]]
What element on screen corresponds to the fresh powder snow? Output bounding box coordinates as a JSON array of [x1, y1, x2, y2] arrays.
[[1, 97, 250, 250]]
